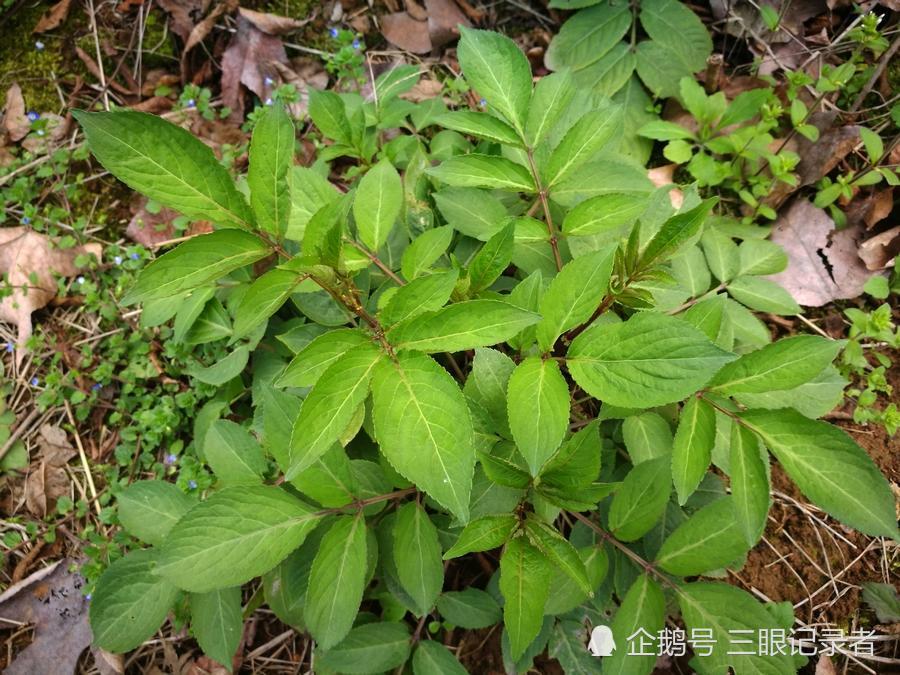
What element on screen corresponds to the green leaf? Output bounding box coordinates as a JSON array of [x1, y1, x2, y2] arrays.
[[862, 583, 900, 623], [427, 154, 535, 192], [604, 574, 665, 675], [232, 269, 304, 341], [740, 409, 899, 539], [639, 0, 712, 72], [124, 231, 271, 305], [393, 503, 444, 615], [656, 496, 749, 575], [637, 120, 696, 141], [248, 103, 294, 236], [567, 312, 736, 408], [545, 104, 622, 187], [536, 246, 615, 351], [291, 444, 357, 508], [375, 65, 421, 103], [204, 420, 267, 486], [308, 89, 351, 145], [437, 111, 523, 146], [468, 222, 515, 293], [436, 589, 501, 628], [287, 343, 383, 478], [562, 193, 649, 237], [262, 535, 320, 630], [464, 347, 516, 434], [738, 239, 788, 276], [317, 622, 411, 674], [608, 456, 671, 541], [623, 412, 674, 465], [678, 583, 795, 675], [187, 345, 250, 385], [540, 421, 602, 488], [709, 335, 842, 395], [641, 199, 715, 268], [400, 226, 453, 279], [544, 3, 632, 72], [507, 357, 569, 475], [287, 166, 340, 241], [433, 187, 508, 241], [155, 486, 321, 592], [727, 276, 800, 315], [90, 549, 180, 653], [191, 587, 242, 671], [612, 75, 655, 164], [735, 365, 847, 419], [671, 396, 716, 505], [457, 27, 532, 134], [444, 514, 517, 558], [500, 537, 551, 660], [73, 110, 254, 231], [381, 271, 458, 326], [116, 480, 193, 546], [525, 70, 576, 148], [729, 423, 770, 546], [634, 40, 696, 99], [575, 41, 636, 94], [305, 515, 368, 649], [412, 641, 467, 675], [524, 517, 592, 595], [389, 299, 540, 353], [371, 351, 476, 521], [354, 159, 402, 251], [479, 450, 531, 488], [277, 328, 370, 388], [700, 230, 740, 283]]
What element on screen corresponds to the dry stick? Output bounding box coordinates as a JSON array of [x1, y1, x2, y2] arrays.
[[85, 0, 110, 111], [849, 32, 900, 113], [0, 407, 40, 462], [64, 400, 103, 518]]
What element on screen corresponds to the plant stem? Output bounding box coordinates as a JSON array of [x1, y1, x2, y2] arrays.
[[525, 148, 563, 271], [345, 238, 406, 286]]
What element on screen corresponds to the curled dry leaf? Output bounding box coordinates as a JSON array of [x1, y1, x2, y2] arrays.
[[156, 0, 205, 42], [0, 559, 92, 675], [767, 199, 881, 306], [238, 7, 312, 35], [3, 84, 30, 142], [220, 13, 288, 120], [33, 0, 73, 33], [382, 0, 470, 54], [25, 425, 77, 518], [858, 225, 899, 271], [0, 227, 101, 365], [647, 164, 684, 209]]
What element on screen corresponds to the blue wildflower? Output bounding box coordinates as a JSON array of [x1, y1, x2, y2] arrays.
[[479, 98, 487, 108], [76, 276, 85, 284], [186, 98, 196, 108], [85, 593, 91, 601], [329, 27, 339, 38], [114, 255, 123, 265], [352, 39, 360, 49], [264, 76, 274, 87], [91, 383, 102, 392], [30, 377, 39, 386], [5, 343, 13, 353], [21, 216, 31, 225], [188, 480, 198, 490], [35, 41, 44, 51], [264, 97, 273, 106], [27, 111, 39, 122], [164, 453, 177, 465], [130, 252, 139, 260]]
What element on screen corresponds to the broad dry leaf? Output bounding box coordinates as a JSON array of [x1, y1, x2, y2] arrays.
[[33, 0, 73, 33], [0, 227, 101, 364], [858, 225, 899, 270], [425, 0, 469, 48], [0, 559, 91, 675], [156, 0, 205, 42], [238, 7, 311, 35], [382, 0, 470, 54], [25, 424, 76, 517], [768, 199, 879, 306], [221, 13, 289, 120], [183, 0, 237, 55], [382, 12, 432, 54], [3, 84, 30, 142], [127, 197, 182, 247]]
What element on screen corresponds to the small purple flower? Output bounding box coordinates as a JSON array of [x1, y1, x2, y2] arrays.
[[188, 480, 198, 490], [114, 255, 123, 265], [164, 453, 177, 465], [264, 97, 273, 106], [5, 343, 13, 353], [186, 98, 196, 108], [130, 252, 139, 260], [329, 27, 339, 38], [27, 111, 40, 122], [85, 593, 91, 601], [76, 276, 85, 284], [479, 98, 487, 108], [30, 377, 39, 386], [91, 383, 102, 392], [20, 216, 31, 225], [264, 76, 274, 87], [352, 39, 360, 49], [35, 41, 44, 51]]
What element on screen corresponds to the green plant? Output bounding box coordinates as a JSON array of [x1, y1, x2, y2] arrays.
[[74, 27, 898, 674]]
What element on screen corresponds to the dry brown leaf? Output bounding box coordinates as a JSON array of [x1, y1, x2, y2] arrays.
[[858, 225, 900, 270], [647, 164, 684, 209], [238, 7, 311, 35], [183, 0, 237, 55], [25, 425, 77, 517], [796, 116, 861, 187], [426, 0, 469, 49], [0, 559, 91, 675], [37, 424, 77, 466], [75, 47, 134, 95], [156, 0, 205, 42], [220, 13, 289, 120], [382, 12, 432, 54], [3, 84, 30, 142], [0, 227, 101, 364], [401, 78, 443, 102], [33, 0, 73, 33], [768, 199, 879, 306], [382, 0, 470, 54], [127, 198, 182, 246], [814, 655, 838, 675], [846, 187, 894, 230]]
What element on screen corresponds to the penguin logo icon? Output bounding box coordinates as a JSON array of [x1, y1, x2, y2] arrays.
[[588, 625, 616, 657]]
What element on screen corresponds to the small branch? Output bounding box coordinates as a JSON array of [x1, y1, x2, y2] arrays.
[[345, 239, 405, 286], [849, 32, 900, 113], [563, 293, 615, 344], [525, 148, 563, 271]]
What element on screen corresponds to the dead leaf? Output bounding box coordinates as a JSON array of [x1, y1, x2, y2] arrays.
[[382, 0, 470, 54], [0, 559, 90, 675], [405, 0, 428, 21], [33, 0, 72, 33], [425, 0, 469, 49], [238, 7, 311, 35], [156, 0, 205, 42], [184, 656, 230, 675], [647, 164, 684, 209], [796, 116, 861, 187], [126, 197, 182, 246], [75, 47, 134, 95], [0, 227, 101, 365], [183, 0, 237, 55], [36, 424, 77, 466], [858, 225, 900, 270], [401, 77, 443, 102], [846, 188, 894, 230], [3, 84, 30, 142], [220, 13, 289, 120], [382, 12, 432, 54], [130, 96, 175, 114], [815, 655, 838, 675], [25, 425, 76, 517], [91, 648, 124, 675], [768, 199, 880, 306]]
